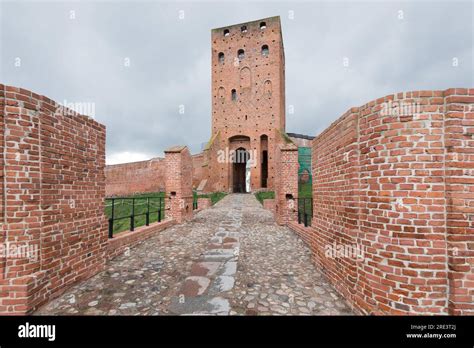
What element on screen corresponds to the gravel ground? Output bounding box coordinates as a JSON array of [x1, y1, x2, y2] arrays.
[[36, 194, 353, 316]]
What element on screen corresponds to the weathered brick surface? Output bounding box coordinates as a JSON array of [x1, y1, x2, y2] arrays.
[[164, 146, 193, 223], [444, 88, 474, 315], [192, 153, 205, 189], [0, 85, 5, 276], [311, 107, 360, 314], [105, 158, 166, 197], [202, 16, 286, 192], [274, 138, 299, 226], [263, 198, 275, 212], [196, 197, 211, 211], [201, 132, 222, 192], [0, 84, 107, 314], [306, 88, 474, 315], [105, 153, 204, 197]]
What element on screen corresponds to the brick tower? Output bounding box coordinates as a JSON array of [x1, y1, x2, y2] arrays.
[[205, 16, 286, 193]]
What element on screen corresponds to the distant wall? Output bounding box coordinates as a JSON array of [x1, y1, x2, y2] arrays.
[[105, 153, 206, 197], [105, 158, 166, 196], [192, 153, 205, 189], [288, 135, 313, 147]]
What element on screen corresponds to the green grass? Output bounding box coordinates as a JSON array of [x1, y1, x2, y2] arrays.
[[105, 192, 165, 236], [255, 191, 275, 204], [106, 191, 227, 236]]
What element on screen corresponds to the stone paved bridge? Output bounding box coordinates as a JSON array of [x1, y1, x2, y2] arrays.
[[36, 194, 352, 315]]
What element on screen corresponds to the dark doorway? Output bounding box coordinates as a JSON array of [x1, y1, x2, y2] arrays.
[[261, 150, 268, 188], [233, 148, 248, 193], [260, 134, 268, 188]]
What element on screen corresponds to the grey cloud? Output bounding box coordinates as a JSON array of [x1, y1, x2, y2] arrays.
[[1, 1, 472, 162]]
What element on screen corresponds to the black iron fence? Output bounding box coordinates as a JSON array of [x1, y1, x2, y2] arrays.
[[297, 198, 313, 227], [105, 196, 165, 238]]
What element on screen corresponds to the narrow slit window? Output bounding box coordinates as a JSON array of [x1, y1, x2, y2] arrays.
[[237, 49, 245, 60], [218, 52, 225, 64], [224, 29, 230, 37], [260, 22, 266, 30], [262, 45, 269, 56], [231, 89, 237, 101]]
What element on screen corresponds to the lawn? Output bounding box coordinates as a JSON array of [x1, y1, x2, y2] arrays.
[[105, 192, 166, 236], [106, 191, 227, 236]]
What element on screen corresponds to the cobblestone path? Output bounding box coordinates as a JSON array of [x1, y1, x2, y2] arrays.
[[36, 194, 353, 315]]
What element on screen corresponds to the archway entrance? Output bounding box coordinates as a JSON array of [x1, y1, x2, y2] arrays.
[[233, 148, 249, 193]]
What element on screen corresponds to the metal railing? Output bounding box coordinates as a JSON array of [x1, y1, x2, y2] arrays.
[[297, 198, 313, 227], [193, 196, 198, 210], [105, 196, 165, 238]]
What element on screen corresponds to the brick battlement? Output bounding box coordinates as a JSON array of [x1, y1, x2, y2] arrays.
[[0, 84, 107, 314], [105, 153, 204, 196], [305, 87, 474, 315]]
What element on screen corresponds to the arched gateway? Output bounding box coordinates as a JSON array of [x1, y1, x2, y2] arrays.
[[232, 147, 250, 193]]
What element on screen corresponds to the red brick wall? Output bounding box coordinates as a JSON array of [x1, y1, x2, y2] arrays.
[[192, 153, 205, 189], [274, 133, 299, 225], [105, 158, 165, 197], [202, 132, 225, 193], [444, 89, 474, 314], [263, 198, 275, 212], [311, 107, 360, 312], [197, 197, 211, 210], [0, 84, 107, 314], [0, 86, 5, 279], [165, 146, 193, 223], [307, 88, 474, 315], [106, 153, 205, 197]]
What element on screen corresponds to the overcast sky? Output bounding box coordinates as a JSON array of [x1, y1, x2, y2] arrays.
[[1, 0, 472, 164]]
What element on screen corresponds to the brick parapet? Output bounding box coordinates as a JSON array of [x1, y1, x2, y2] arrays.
[[0, 84, 107, 314], [307, 88, 474, 315]]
